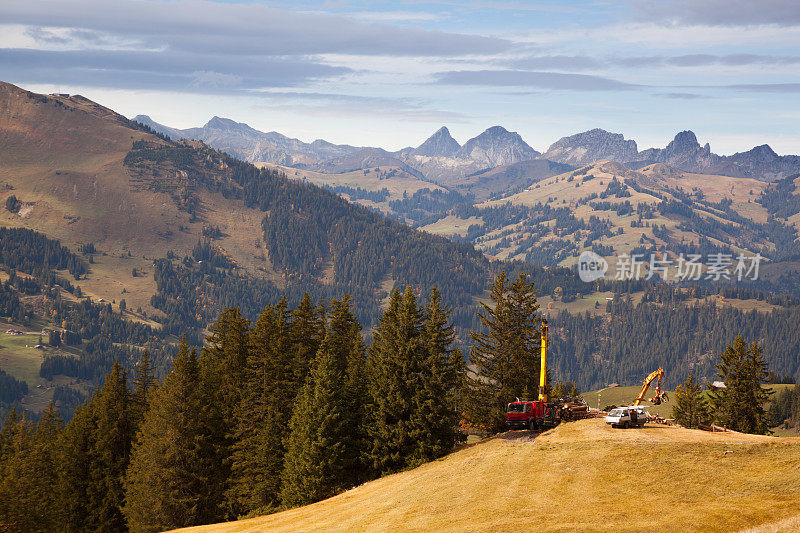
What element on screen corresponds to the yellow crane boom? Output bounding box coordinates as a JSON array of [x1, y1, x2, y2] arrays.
[[538, 320, 548, 402], [633, 367, 667, 406]]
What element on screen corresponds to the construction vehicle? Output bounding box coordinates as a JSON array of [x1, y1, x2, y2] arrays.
[[633, 367, 669, 406], [505, 320, 590, 430]]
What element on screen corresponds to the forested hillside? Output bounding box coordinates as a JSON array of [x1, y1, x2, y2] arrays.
[[2, 82, 800, 428]]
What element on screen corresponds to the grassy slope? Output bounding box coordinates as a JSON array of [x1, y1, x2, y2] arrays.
[[428, 160, 775, 266], [178, 418, 800, 533], [255, 162, 447, 220], [0, 82, 284, 314]]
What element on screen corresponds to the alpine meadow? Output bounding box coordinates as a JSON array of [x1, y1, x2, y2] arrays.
[[2, 1, 800, 531]]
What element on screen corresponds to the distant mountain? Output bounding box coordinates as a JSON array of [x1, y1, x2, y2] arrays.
[[413, 126, 460, 158], [452, 159, 573, 201], [540, 128, 638, 167], [135, 116, 550, 187], [135, 115, 800, 184], [543, 129, 800, 181], [397, 126, 542, 185], [456, 126, 540, 168], [132, 114, 360, 166], [310, 147, 425, 178]]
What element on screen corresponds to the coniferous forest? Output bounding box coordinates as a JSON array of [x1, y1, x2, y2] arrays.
[[0, 288, 467, 531]]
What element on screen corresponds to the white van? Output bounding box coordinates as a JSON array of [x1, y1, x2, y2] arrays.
[[605, 406, 650, 428]]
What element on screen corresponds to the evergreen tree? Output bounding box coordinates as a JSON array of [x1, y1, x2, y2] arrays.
[[366, 287, 425, 475], [708, 336, 772, 434], [132, 348, 156, 419], [281, 296, 366, 506], [57, 362, 135, 531], [226, 300, 293, 516], [672, 372, 710, 428], [0, 406, 63, 531], [793, 378, 800, 431], [466, 271, 541, 433], [125, 339, 225, 531], [742, 341, 772, 434], [89, 361, 133, 531], [202, 307, 251, 429], [59, 401, 97, 530], [290, 293, 325, 388], [408, 286, 465, 466]]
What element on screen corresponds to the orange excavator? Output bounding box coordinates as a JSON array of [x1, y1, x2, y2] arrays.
[[633, 367, 669, 406]]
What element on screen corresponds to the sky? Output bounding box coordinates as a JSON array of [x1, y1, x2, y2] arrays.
[[1, 0, 799, 154]]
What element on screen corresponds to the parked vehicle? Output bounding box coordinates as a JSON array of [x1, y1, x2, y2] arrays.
[[605, 406, 650, 428], [506, 400, 549, 430]]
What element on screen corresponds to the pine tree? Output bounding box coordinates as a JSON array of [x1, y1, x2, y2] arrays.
[[132, 348, 156, 420], [709, 336, 772, 435], [281, 296, 366, 506], [89, 361, 133, 531], [408, 286, 465, 466], [125, 339, 225, 531], [367, 287, 425, 475], [226, 300, 294, 516], [0, 406, 63, 530], [290, 293, 325, 388], [466, 271, 541, 433], [56, 362, 136, 531], [793, 377, 800, 431], [672, 372, 710, 428], [742, 341, 772, 434], [59, 401, 97, 530], [202, 307, 251, 429]]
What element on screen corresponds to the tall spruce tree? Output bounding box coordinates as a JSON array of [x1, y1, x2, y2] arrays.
[[57, 361, 135, 531], [466, 271, 541, 433], [0, 407, 64, 531], [708, 336, 772, 434], [290, 293, 325, 387], [408, 286, 465, 466], [59, 400, 97, 529], [132, 348, 155, 421], [672, 372, 710, 428], [367, 287, 426, 475], [226, 300, 294, 516], [125, 339, 225, 531], [794, 377, 800, 431], [89, 361, 134, 531], [202, 307, 251, 429], [281, 296, 367, 507]]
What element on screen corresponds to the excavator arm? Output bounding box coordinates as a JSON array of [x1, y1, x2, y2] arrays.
[[633, 367, 668, 406]]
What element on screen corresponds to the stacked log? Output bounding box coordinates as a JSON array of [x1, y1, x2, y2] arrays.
[[559, 401, 591, 421]]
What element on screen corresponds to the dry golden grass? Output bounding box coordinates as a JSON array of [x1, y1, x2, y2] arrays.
[[255, 162, 446, 219], [0, 83, 291, 312], [469, 160, 774, 265], [420, 214, 483, 237], [177, 418, 800, 533]]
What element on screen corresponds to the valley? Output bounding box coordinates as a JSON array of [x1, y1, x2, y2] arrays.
[[2, 2, 800, 532], [3, 81, 800, 423]]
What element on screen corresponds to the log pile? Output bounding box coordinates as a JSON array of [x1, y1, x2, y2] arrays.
[[559, 401, 591, 421]]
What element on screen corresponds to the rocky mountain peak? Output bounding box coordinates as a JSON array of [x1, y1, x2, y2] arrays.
[[540, 128, 639, 166], [666, 130, 701, 156], [414, 126, 461, 157], [457, 126, 539, 167], [204, 116, 242, 131]]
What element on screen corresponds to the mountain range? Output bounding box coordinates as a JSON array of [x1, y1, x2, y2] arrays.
[[136, 116, 800, 184]]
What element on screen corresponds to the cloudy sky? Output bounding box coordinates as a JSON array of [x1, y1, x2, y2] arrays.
[[2, 0, 799, 154]]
